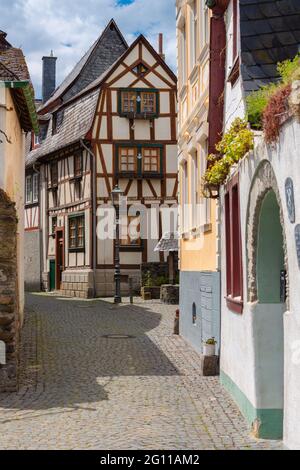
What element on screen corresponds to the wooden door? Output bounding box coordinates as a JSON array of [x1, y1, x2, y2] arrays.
[[55, 229, 64, 290], [49, 260, 56, 291]]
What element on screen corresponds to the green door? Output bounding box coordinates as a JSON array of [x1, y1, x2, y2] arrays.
[[50, 260, 56, 291]]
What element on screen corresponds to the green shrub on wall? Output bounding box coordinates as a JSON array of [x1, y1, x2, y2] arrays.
[[246, 54, 300, 132], [203, 118, 254, 188]]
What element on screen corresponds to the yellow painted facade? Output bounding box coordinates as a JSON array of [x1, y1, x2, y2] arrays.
[[0, 88, 26, 320], [177, 0, 218, 273]]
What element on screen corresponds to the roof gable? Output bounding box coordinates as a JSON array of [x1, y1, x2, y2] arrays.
[[41, 19, 128, 110]]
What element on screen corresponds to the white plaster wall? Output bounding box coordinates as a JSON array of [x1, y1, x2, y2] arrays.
[[160, 92, 170, 114], [155, 117, 171, 140], [220, 118, 300, 449], [134, 120, 150, 140], [223, 1, 246, 130], [112, 116, 129, 140], [142, 45, 156, 67]]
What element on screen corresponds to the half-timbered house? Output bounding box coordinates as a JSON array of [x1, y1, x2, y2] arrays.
[[25, 20, 178, 298]]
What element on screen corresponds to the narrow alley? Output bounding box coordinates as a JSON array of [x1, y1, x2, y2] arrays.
[[0, 294, 283, 450]]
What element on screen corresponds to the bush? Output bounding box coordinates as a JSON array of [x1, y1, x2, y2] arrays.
[[246, 54, 300, 132], [203, 118, 254, 187], [263, 84, 292, 144], [246, 84, 277, 129]]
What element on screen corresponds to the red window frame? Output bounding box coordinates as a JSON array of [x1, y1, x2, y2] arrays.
[[225, 174, 243, 314], [232, 0, 238, 62]]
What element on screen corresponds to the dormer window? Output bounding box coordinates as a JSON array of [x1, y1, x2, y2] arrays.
[[52, 109, 64, 135], [74, 152, 83, 178], [118, 88, 159, 118], [50, 162, 58, 188]]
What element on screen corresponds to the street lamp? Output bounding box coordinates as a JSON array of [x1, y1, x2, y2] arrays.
[[111, 185, 124, 304]]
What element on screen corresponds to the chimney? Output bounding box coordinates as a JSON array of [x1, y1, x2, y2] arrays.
[[158, 33, 165, 61], [0, 30, 12, 50], [42, 50, 57, 103]]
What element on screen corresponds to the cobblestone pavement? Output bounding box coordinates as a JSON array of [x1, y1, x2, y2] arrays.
[[0, 294, 283, 450]]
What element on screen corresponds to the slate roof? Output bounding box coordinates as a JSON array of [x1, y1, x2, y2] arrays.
[[240, 0, 300, 92], [41, 19, 128, 110], [0, 31, 38, 133], [26, 88, 99, 167], [154, 232, 179, 252]]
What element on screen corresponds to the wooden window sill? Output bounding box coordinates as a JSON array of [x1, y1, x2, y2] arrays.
[[226, 296, 243, 314], [227, 56, 240, 86], [119, 245, 143, 252], [69, 248, 85, 253]]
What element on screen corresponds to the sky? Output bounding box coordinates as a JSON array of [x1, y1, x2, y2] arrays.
[[0, 0, 177, 99]]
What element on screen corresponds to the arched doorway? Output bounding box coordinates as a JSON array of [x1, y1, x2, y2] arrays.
[[247, 161, 287, 439]]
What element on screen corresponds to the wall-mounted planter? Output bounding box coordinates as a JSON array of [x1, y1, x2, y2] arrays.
[[202, 183, 220, 199]]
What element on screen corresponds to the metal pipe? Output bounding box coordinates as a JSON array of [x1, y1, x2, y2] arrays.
[[80, 139, 97, 297]]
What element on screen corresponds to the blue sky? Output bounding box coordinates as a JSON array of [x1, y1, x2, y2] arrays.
[[0, 0, 177, 99]]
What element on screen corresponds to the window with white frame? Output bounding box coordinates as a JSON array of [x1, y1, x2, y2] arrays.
[[180, 23, 187, 87], [25, 173, 39, 204], [181, 160, 189, 233], [34, 133, 40, 147], [191, 150, 199, 228], [32, 173, 39, 202], [190, 0, 198, 70], [201, 0, 210, 49], [25, 175, 32, 204], [200, 139, 211, 225]]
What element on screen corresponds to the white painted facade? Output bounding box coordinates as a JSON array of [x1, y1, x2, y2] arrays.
[[218, 0, 300, 448], [220, 118, 300, 448]]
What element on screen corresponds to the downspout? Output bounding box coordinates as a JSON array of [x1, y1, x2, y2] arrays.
[[206, 0, 228, 154], [32, 162, 43, 290], [206, 0, 229, 359], [80, 139, 97, 297]]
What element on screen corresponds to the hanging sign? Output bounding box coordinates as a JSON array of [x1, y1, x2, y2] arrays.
[[295, 224, 300, 269], [285, 177, 295, 223], [0, 340, 6, 365]]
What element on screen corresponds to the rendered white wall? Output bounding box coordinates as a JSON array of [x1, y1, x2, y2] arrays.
[[220, 118, 300, 449]]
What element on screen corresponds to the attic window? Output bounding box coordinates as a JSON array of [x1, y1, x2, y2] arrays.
[[52, 109, 64, 135], [132, 63, 149, 76]]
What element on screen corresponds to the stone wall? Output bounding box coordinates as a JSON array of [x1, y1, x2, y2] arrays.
[[141, 259, 179, 286], [0, 189, 19, 392], [60, 269, 141, 298], [60, 270, 94, 299]]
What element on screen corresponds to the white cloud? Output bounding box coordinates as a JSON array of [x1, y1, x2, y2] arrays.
[[0, 0, 177, 99]]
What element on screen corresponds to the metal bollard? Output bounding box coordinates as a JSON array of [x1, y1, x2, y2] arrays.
[[129, 278, 133, 304], [174, 309, 179, 335]]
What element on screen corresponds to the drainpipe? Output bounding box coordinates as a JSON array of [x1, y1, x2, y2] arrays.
[[206, 0, 229, 154], [32, 163, 43, 290], [206, 0, 229, 362], [80, 139, 97, 297]]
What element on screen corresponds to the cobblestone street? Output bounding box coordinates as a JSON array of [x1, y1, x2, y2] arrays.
[[0, 294, 283, 450]]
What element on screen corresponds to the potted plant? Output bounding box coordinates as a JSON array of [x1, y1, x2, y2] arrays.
[[203, 337, 217, 356]]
